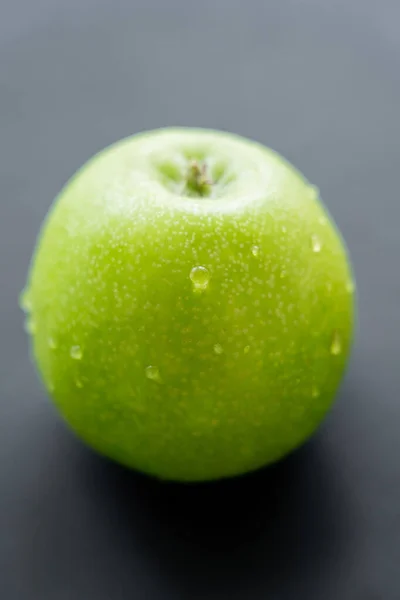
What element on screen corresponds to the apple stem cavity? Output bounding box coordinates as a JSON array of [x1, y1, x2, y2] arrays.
[[185, 160, 213, 198]]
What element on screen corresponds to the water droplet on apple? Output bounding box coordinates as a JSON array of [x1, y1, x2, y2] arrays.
[[48, 337, 57, 350], [281, 225, 287, 233], [190, 266, 210, 290], [330, 331, 342, 356], [308, 185, 319, 200], [24, 316, 36, 335], [145, 365, 162, 383], [19, 288, 32, 313], [244, 345, 251, 354], [311, 234, 322, 253], [311, 385, 320, 398], [251, 245, 260, 257], [70, 345, 83, 360], [346, 280, 355, 294], [48, 381, 55, 393], [76, 378, 83, 389], [213, 343, 223, 355], [318, 215, 327, 226]]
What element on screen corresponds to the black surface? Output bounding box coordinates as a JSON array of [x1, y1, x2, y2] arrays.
[[1, 1, 399, 598]]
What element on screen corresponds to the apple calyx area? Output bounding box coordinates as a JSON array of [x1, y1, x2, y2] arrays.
[[185, 160, 213, 197]]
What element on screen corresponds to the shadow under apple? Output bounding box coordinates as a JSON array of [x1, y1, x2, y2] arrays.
[[78, 426, 354, 597]]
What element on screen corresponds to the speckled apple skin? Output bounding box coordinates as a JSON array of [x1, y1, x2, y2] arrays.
[[23, 129, 355, 481]]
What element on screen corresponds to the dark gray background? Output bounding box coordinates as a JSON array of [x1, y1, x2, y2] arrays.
[[1, 1, 399, 598]]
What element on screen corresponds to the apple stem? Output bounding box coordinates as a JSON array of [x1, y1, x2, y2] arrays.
[[185, 160, 213, 197]]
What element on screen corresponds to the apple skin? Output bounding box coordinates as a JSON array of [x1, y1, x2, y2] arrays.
[[22, 128, 355, 481]]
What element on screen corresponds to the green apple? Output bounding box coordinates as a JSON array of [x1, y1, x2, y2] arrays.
[[21, 128, 355, 481]]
